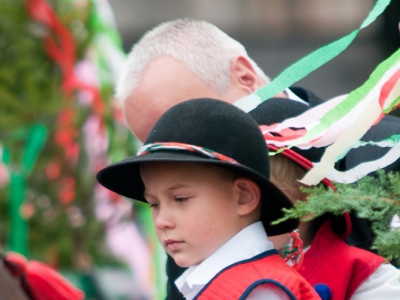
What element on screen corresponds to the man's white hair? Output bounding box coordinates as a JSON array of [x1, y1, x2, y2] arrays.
[[116, 18, 270, 103]]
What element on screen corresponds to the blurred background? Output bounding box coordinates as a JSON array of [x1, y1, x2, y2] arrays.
[[110, 0, 400, 99], [0, 0, 399, 300]]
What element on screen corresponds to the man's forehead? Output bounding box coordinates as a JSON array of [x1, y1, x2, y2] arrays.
[[127, 57, 221, 112], [141, 55, 194, 80], [124, 55, 222, 141]]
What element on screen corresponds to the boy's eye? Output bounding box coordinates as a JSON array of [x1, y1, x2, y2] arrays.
[[148, 203, 159, 209], [175, 196, 189, 202]]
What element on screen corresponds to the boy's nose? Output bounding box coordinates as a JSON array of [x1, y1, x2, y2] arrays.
[[154, 207, 175, 230]]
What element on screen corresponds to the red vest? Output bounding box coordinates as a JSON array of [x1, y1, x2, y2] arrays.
[[194, 250, 321, 300], [299, 220, 385, 300]]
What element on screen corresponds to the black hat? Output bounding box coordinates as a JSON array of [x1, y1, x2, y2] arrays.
[[249, 98, 327, 170], [97, 98, 298, 236], [289, 87, 325, 107], [249, 97, 350, 237]]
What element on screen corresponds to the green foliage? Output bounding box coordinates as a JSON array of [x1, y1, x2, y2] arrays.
[[1, 1, 60, 130], [273, 171, 400, 263], [0, 0, 134, 271]]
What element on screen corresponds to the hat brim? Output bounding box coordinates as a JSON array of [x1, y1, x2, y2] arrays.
[[97, 151, 299, 236]]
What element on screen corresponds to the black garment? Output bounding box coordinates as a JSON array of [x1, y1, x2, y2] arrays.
[[0, 256, 29, 300], [166, 255, 186, 300]]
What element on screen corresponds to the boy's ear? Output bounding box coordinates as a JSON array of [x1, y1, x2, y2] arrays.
[[231, 56, 262, 93], [233, 177, 261, 217]]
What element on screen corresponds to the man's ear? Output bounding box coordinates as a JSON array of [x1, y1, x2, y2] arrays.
[[233, 177, 261, 217], [231, 56, 262, 93]]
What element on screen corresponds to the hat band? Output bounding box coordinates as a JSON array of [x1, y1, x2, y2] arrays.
[[267, 143, 336, 192], [137, 142, 240, 165]]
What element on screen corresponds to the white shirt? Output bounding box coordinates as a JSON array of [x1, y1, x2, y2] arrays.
[[175, 221, 291, 300], [352, 263, 400, 299]]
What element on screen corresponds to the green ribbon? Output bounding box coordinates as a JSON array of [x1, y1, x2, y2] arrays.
[[5, 124, 48, 256], [21, 124, 48, 174], [358, 134, 400, 147], [136, 203, 166, 300], [256, 0, 391, 101], [383, 95, 400, 114], [9, 173, 28, 256], [1, 147, 10, 165]]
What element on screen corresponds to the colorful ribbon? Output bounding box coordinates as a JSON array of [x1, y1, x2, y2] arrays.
[[235, 0, 397, 186], [301, 49, 400, 185], [234, 0, 392, 112], [283, 230, 304, 270], [257, 49, 400, 185], [138, 142, 240, 165]]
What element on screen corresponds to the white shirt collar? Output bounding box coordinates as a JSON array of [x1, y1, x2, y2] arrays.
[[175, 221, 274, 300]]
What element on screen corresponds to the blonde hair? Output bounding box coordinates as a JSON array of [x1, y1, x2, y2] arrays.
[[116, 18, 270, 103], [270, 155, 307, 203]]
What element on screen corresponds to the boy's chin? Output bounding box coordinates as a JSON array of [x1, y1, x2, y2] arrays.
[[173, 254, 203, 268]]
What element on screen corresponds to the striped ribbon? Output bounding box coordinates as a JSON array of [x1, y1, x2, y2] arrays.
[[138, 142, 240, 165], [258, 49, 400, 184], [235, 0, 392, 112]]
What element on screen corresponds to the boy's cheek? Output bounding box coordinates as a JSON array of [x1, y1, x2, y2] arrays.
[[154, 230, 165, 248]]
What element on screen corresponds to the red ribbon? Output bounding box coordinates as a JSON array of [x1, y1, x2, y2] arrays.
[[26, 0, 105, 116], [26, 0, 109, 204]]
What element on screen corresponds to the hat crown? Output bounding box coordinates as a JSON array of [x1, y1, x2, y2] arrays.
[[145, 98, 270, 178], [249, 98, 325, 163]]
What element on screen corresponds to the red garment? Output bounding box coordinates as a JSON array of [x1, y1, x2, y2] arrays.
[[194, 250, 321, 300], [5, 252, 85, 300], [299, 220, 385, 300]]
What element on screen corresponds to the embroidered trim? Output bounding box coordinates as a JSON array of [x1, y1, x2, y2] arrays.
[[267, 144, 336, 191]]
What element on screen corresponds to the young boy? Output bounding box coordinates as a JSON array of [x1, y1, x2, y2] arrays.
[[249, 97, 400, 300], [97, 98, 321, 299]]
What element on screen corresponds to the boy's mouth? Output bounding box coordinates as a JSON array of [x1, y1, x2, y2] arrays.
[[164, 239, 184, 251]]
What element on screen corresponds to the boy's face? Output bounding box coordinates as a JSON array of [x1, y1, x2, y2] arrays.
[[140, 162, 242, 267]]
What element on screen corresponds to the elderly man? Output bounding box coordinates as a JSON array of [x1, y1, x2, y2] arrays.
[[115, 19, 299, 142]]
